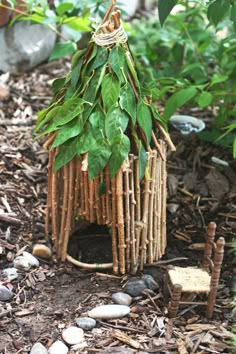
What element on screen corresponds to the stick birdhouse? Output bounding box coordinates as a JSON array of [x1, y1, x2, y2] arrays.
[[36, 1, 175, 274]]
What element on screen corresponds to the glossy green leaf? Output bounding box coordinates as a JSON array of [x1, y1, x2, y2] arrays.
[[52, 77, 66, 94], [56, 2, 73, 15], [158, 0, 177, 26], [53, 138, 78, 172], [207, 0, 230, 26], [51, 116, 86, 148], [89, 105, 105, 133], [210, 74, 228, 86], [91, 47, 108, 70], [119, 82, 136, 125], [105, 104, 129, 140], [84, 65, 106, 103], [150, 103, 167, 130], [34, 106, 60, 132], [163, 87, 197, 120], [109, 46, 127, 83], [197, 91, 213, 108], [137, 100, 152, 145], [71, 49, 86, 69], [77, 122, 96, 154], [88, 139, 112, 179], [63, 16, 91, 32], [49, 41, 77, 61], [109, 134, 130, 179], [71, 56, 84, 89], [101, 73, 120, 112], [55, 97, 85, 126]]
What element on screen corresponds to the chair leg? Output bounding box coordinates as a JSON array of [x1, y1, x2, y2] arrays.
[[206, 237, 225, 319], [168, 284, 182, 318]]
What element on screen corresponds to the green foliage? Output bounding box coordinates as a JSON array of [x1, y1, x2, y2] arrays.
[[126, 2, 236, 157], [36, 40, 166, 179]]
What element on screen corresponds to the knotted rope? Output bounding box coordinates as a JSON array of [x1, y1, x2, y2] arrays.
[[92, 25, 128, 46]]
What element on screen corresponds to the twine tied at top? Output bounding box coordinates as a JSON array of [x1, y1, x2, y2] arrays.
[[92, 24, 128, 46]]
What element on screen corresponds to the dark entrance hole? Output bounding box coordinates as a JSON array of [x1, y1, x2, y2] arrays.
[[67, 223, 112, 264]]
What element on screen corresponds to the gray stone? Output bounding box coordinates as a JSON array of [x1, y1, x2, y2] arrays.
[[0, 22, 56, 73], [62, 326, 84, 345], [23, 251, 39, 267], [0, 285, 14, 301], [141, 274, 159, 291], [3, 267, 18, 281], [49, 341, 68, 354], [30, 342, 48, 354], [123, 279, 147, 297], [76, 317, 96, 331], [13, 256, 32, 271], [112, 292, 132, 306], [88, 304, 130, 320]]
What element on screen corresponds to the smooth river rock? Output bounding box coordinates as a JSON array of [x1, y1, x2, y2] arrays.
[[88, 304, 130, 320], [23, 251, 40, 267], [49, 340, 68, 354], [30, 342, 48, 354], [62, 326, 84, 345], [14, 256, 32, 271], [0, 285, 14, 301], [76, 317, 96, 330], [123, 279, 147, 297], [141, 274, 159, 291], [112, 292, 132, 306], [3, 267, 18, 281]]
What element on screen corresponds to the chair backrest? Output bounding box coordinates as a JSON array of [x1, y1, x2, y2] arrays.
[[202, 222, 225, 276]]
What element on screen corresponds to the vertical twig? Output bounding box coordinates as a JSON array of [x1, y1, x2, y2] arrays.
[[51, 148, 59, 246], [105, 166, 112, 225], [129, 155, 136, 273], [58, 163, 69, 258], [116, 169, 125, 274], [100, 171, 107, 224], [111, 177, 118, 273], [45, 148, 54, 235], [84, 171, 90, 221], [140, 153, 151, 270], [62, 159, 75, 261], [124, 159, 131, 272], [74, 159, 81, 219], [161, 141, 167, 255], [147, 150, 157, 264], [89, 178, 96, 223], [133, 157, 142, 273]]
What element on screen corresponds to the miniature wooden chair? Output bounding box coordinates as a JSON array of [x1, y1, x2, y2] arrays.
[[164, 222, 225, 319]]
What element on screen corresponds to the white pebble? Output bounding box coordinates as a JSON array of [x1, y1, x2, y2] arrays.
[[62, 326, 84, 345], [49, 340, 68, 354], [3, 267, 18, 281], [88, 304, 130, 320], [30, 342, 48, 354], [23, 251, 40, 267], [14, 256, 32, 271]]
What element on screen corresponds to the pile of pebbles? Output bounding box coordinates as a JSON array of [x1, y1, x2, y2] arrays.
[[0, 245, 160, 353], [30, 274, 159, 353]]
